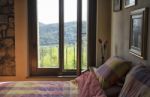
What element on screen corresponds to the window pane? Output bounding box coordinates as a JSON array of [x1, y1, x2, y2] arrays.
[[37, 0, 59, 68], [64, 0, 77, 70], [81, 0, 88, 70]]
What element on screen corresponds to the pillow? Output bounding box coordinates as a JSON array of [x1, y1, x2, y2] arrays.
[[119, 65, 150, 97], [94, 56, 131, 89]]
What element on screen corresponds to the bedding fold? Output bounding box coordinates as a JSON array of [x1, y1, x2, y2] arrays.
[[75, 71, 107, 97]]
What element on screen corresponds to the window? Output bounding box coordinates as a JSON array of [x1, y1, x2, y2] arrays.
[[28, 0, 97, 76]]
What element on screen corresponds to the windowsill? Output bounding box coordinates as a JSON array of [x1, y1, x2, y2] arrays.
[[26, 75, 77, 81]]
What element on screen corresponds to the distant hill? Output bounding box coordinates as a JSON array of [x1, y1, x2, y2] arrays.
[[39, 22, 46, 27], [39, 21, 87, 46]]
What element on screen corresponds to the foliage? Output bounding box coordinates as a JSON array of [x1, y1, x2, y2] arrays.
[[39, 46, 87, 70], [38, 21, 87, 70], [39, 21, 87, 46]]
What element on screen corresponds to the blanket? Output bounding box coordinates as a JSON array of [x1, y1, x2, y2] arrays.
[[75, 71, 107, 97], [0, 81, 78, 97], [0, 71, 107, 97]]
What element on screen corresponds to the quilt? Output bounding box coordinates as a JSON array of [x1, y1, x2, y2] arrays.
[[0, 81, 78, 97], [0, 71, 107, 97]]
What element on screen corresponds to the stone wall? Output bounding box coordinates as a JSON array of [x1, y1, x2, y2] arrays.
[[0, 0, 15, 76]]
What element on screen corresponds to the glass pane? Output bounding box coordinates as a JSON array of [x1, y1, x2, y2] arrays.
[[132, 18, 142, 50], [64, 0, 77, 70], [81, 0, 88, 70], [37, 0, 59, 68]]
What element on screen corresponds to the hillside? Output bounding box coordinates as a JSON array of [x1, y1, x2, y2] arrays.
[[39, 21, 87, 46]]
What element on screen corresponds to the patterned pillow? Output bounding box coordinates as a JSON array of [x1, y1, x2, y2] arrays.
[[119, 65, 150, 97], [94, 56, 131, 89]]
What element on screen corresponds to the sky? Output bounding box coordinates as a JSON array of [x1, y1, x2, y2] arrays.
[[37, 0, 87, 24]]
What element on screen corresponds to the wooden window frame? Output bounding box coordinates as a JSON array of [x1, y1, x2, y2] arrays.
[[28, 0, 97, 76]]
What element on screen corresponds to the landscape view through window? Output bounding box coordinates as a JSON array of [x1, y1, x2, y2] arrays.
[[37, 0, 87, 70]]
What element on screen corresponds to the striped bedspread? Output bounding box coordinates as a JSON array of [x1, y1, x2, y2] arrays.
[[0, 71, 107, 97], [0, 81, 78, 97]]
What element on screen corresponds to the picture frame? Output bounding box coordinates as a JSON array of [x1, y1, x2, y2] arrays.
[[113, 0, 122, 12], [124, 0, 136, 8], [129, 8, 148, 59]]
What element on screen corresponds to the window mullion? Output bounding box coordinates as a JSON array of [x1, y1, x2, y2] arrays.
[[59, 0, 64, 74], [77, 0, 82, 75], [87, 0, 97, 67]]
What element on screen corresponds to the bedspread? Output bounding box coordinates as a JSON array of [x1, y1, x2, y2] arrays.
[[75, 71, 107, 97], [0, 81, 78, 97], [0, 71, 107, 97]]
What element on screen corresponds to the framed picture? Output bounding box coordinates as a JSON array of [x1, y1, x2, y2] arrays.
[[129, 8, 148, 59], [113, 0, 122, 12], [124, 0, 136, 8]]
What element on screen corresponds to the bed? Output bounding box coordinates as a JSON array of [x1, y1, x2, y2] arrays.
[[0, 71, 107, 97], [1, 56, 149, 97]]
